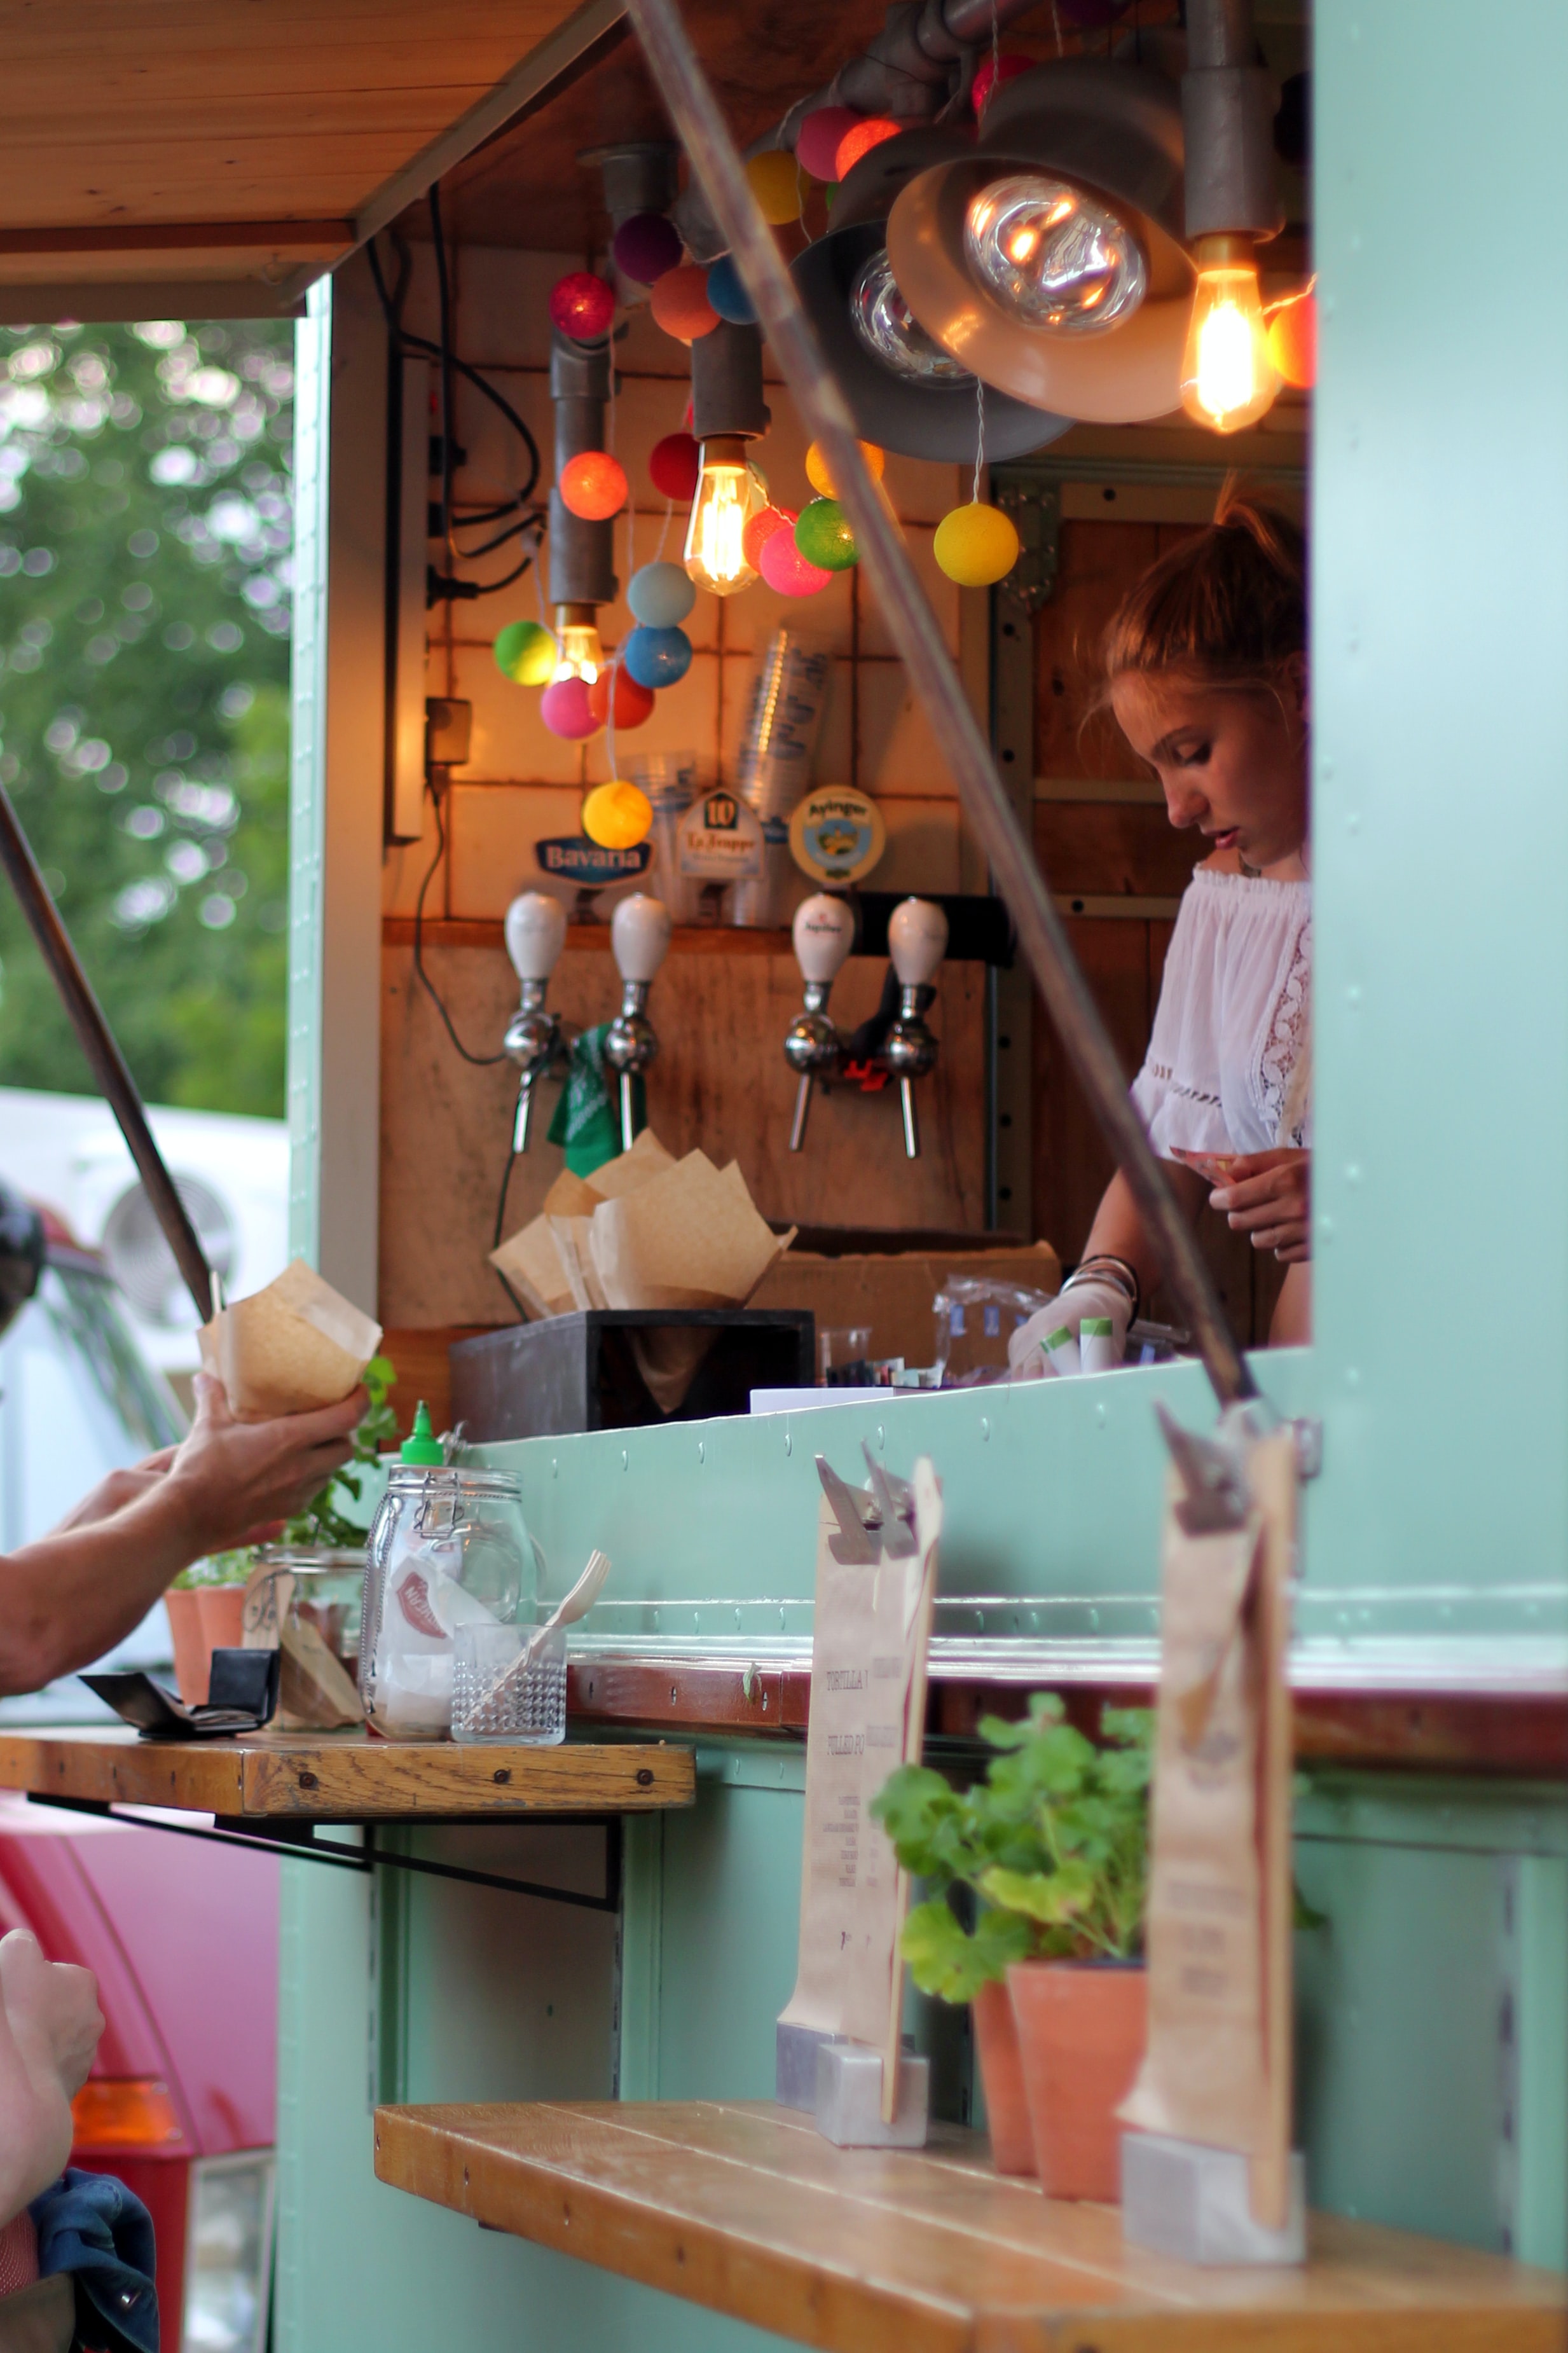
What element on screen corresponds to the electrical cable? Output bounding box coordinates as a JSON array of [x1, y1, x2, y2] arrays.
[[429, 186, 458, 586], [410, 779, 509, 1067]]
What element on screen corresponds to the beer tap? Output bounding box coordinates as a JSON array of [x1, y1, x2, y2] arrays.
[[502, 891, 569, 1151], [785, 893, 855, 1152], [883, 897, 948, 1159], [603, 893, 671, 1151]]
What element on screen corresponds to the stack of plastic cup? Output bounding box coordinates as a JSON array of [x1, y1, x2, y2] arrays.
[[731, 631, 833, 927], [625, 749, 703, 924]]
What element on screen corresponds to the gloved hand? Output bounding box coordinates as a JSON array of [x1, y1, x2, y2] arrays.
[[1007, 1276, 1134, 1378]]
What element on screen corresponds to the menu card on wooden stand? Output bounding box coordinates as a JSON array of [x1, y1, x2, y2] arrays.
[[1120, 1413, 1302, 2263], [777, 1447, 941, 2138]]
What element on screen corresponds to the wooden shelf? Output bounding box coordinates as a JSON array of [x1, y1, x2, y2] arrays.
[[373, 2099, 1566, 2353], [383, 917, 793, 956], [0, 1728, 694, 1822]]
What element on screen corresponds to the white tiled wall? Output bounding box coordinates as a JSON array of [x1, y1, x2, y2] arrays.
[[387, 243, 983, 922]]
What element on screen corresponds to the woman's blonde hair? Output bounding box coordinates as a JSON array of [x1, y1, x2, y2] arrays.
[[1101, 484, 1306, 693]]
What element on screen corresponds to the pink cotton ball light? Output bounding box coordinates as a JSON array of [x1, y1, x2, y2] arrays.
[[549, 271, 615, 342], [540, 677, 600, 739], [972, 52, 1033, 114], [796, 107, 863, 183], [759, 528, 832, 598]]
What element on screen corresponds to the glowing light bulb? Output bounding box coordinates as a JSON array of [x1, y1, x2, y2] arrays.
[[552, 607, 603, 684], [963, 173, 1147, 334], [1181, 242, 1278, 434], [682, 436, 766, 597], [849, 249, 972, 387]]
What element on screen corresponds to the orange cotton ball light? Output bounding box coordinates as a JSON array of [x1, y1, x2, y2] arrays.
[[835, 116, 901, 181], [650, 264, 720, 343], [1267, 290, 1317, 389], [559, 450, 628, 521], [746, 149, 803, 225], [586, 668, 656, 731], [582, 780, 653, 850], [742, 502, 795, 570], [804, 438, 884, 499]]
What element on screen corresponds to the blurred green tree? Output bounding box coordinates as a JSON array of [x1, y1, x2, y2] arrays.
[[0, 315, 294, 1115]]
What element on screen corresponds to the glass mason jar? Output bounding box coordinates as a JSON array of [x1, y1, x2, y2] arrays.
[[243, 1546, 366, 1729], [359, 1465, 535, 1739]]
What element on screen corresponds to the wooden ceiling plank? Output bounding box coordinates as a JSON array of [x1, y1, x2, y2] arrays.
[[0, 277, 310, 324], [2, 91, 500, 149], [0, 4, 580, 66], [352, 0, 626, 245]]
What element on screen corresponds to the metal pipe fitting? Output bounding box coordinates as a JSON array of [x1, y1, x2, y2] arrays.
[[547, 329, 617, 609], [1181, 0, 1283, 240], [691, 321, 769, 441]]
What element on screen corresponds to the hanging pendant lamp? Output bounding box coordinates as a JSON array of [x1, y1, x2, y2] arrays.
[[885, 57, 1195, 424], [789, 126, 1070, 462]]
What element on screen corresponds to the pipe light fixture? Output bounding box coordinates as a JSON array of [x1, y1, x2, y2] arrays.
[[1177, 0, 1286, 432], [684, 318, 771, 595]]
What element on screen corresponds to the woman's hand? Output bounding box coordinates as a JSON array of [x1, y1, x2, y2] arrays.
[[1208, 1150, 1311, 1262], [162, 1375, 366, 1554]]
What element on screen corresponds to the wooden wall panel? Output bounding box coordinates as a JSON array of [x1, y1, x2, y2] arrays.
[[379, 938, 989, 1328]]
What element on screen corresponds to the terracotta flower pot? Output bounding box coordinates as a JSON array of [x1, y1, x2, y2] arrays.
[[1007, 1959, 1146, 2201], [181, 1585, 249, 1708], [163, 1589, 207, 1708], [972, 1977, 1036, 2176]]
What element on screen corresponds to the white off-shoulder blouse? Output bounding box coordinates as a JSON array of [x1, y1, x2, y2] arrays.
[[1131, 867, 1312, 1156]]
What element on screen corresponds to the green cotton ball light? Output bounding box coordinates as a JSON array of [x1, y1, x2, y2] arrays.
[[628, 560, 696, 628], [933, 500, 1021, 588], [493, 619, 556, 686], [794, 497, 858, 572]]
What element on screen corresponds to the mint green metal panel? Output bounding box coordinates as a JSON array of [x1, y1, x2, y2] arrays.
[[286, 286, 331, 1266], [1513, 1856, 1567, 2269], [1309, 1, 1568, 1604]]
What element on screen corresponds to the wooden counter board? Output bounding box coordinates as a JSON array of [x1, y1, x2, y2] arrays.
[[372, 2099, 1566, 2353], [0, 1728, 693, 1820]]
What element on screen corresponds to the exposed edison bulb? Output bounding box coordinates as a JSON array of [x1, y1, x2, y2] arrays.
[[552, 606, 603, 683], [683, 436, 767, 596], [963, 173, 1148, 333], [849, 249, 972, 387], [1180, 242, 1278, 434]]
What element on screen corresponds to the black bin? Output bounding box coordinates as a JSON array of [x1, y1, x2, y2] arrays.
[[449, 1309, 815, 1441]]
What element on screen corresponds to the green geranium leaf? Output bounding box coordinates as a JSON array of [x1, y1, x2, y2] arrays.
[[980, 1860, 1097, 1925], [899, 1899, 1033, 2002]]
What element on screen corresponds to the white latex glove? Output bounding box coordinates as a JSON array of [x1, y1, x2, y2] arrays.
[[1007, 1278, 1133, 1378]]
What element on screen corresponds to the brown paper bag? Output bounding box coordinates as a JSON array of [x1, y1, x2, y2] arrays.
[[488, 1216, 578, 1319], [241, 1560, 362, 1730], [1120, 1428, 1296, 2226], [199, 1259, 380, 1420]]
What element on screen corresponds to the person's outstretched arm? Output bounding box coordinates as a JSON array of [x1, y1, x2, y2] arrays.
[[0, 1375, 365, 1695]]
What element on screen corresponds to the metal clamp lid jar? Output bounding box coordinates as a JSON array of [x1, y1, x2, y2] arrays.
[[358, 1404, 535, 1739]]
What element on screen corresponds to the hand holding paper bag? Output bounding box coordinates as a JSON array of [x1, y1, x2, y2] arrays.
[[199, 1257, 383, 1421]]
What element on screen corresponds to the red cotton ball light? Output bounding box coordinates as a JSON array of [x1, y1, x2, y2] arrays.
[[835, 116, 901, 181], [972, 51, 1033, 115], [649, 431, 701, 502], [586, 667, 656, 731], [612, 210, 682, 287], [759, 527, 832, 598], [742, 503, 795, 570], [796, 107, 863, 183], [1267, 290, 1317, 389], [559, 450, 628, 521], [549, 270, 615, 342], [540, 677, 600, 740], [650, 263, 719, 343]]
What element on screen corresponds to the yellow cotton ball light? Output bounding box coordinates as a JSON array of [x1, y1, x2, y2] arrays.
[[581, 780, 653, 850], [804, 438, 884, 499], [746, 149, 804, 226], [933, 500, 1020, 588]]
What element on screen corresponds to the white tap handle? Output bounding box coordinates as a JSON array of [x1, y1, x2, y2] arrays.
[[504, 891, 568, 985], [888, 896, 948, 988], [611, 892, 672, 984], [792, 894, 855, 986]]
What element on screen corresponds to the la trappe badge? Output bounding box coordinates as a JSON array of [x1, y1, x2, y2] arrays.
[[788, 785, 886, 885]]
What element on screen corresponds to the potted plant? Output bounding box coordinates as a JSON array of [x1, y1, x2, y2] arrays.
[[872, 1693, 1152, 2193], [163, 1356, 399, 1710]]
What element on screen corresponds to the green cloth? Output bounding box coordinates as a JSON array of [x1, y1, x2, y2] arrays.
[[546, 1021, 645, 1176]]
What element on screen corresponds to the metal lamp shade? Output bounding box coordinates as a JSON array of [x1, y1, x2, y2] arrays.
[[886, 57, 1196, 425], [790, 127, 1070, 463]]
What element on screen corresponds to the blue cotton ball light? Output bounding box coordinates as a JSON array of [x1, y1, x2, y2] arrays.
[[627, 560, 697, 629], [706, 256, 757, 326], [622, 624, 693, 689]]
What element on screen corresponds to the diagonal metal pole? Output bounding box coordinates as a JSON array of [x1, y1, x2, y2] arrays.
[[624, 0, 1256, 1411], [0, 785, 216, 1323]]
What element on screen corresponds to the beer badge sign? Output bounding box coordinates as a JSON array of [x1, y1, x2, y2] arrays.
[[533, 834, 652, 887], [788, 785, 886, 885], [678, 789, 765, 880]]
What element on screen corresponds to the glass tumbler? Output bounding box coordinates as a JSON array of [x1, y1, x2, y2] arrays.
[[452, 1618, 568, 1746]]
